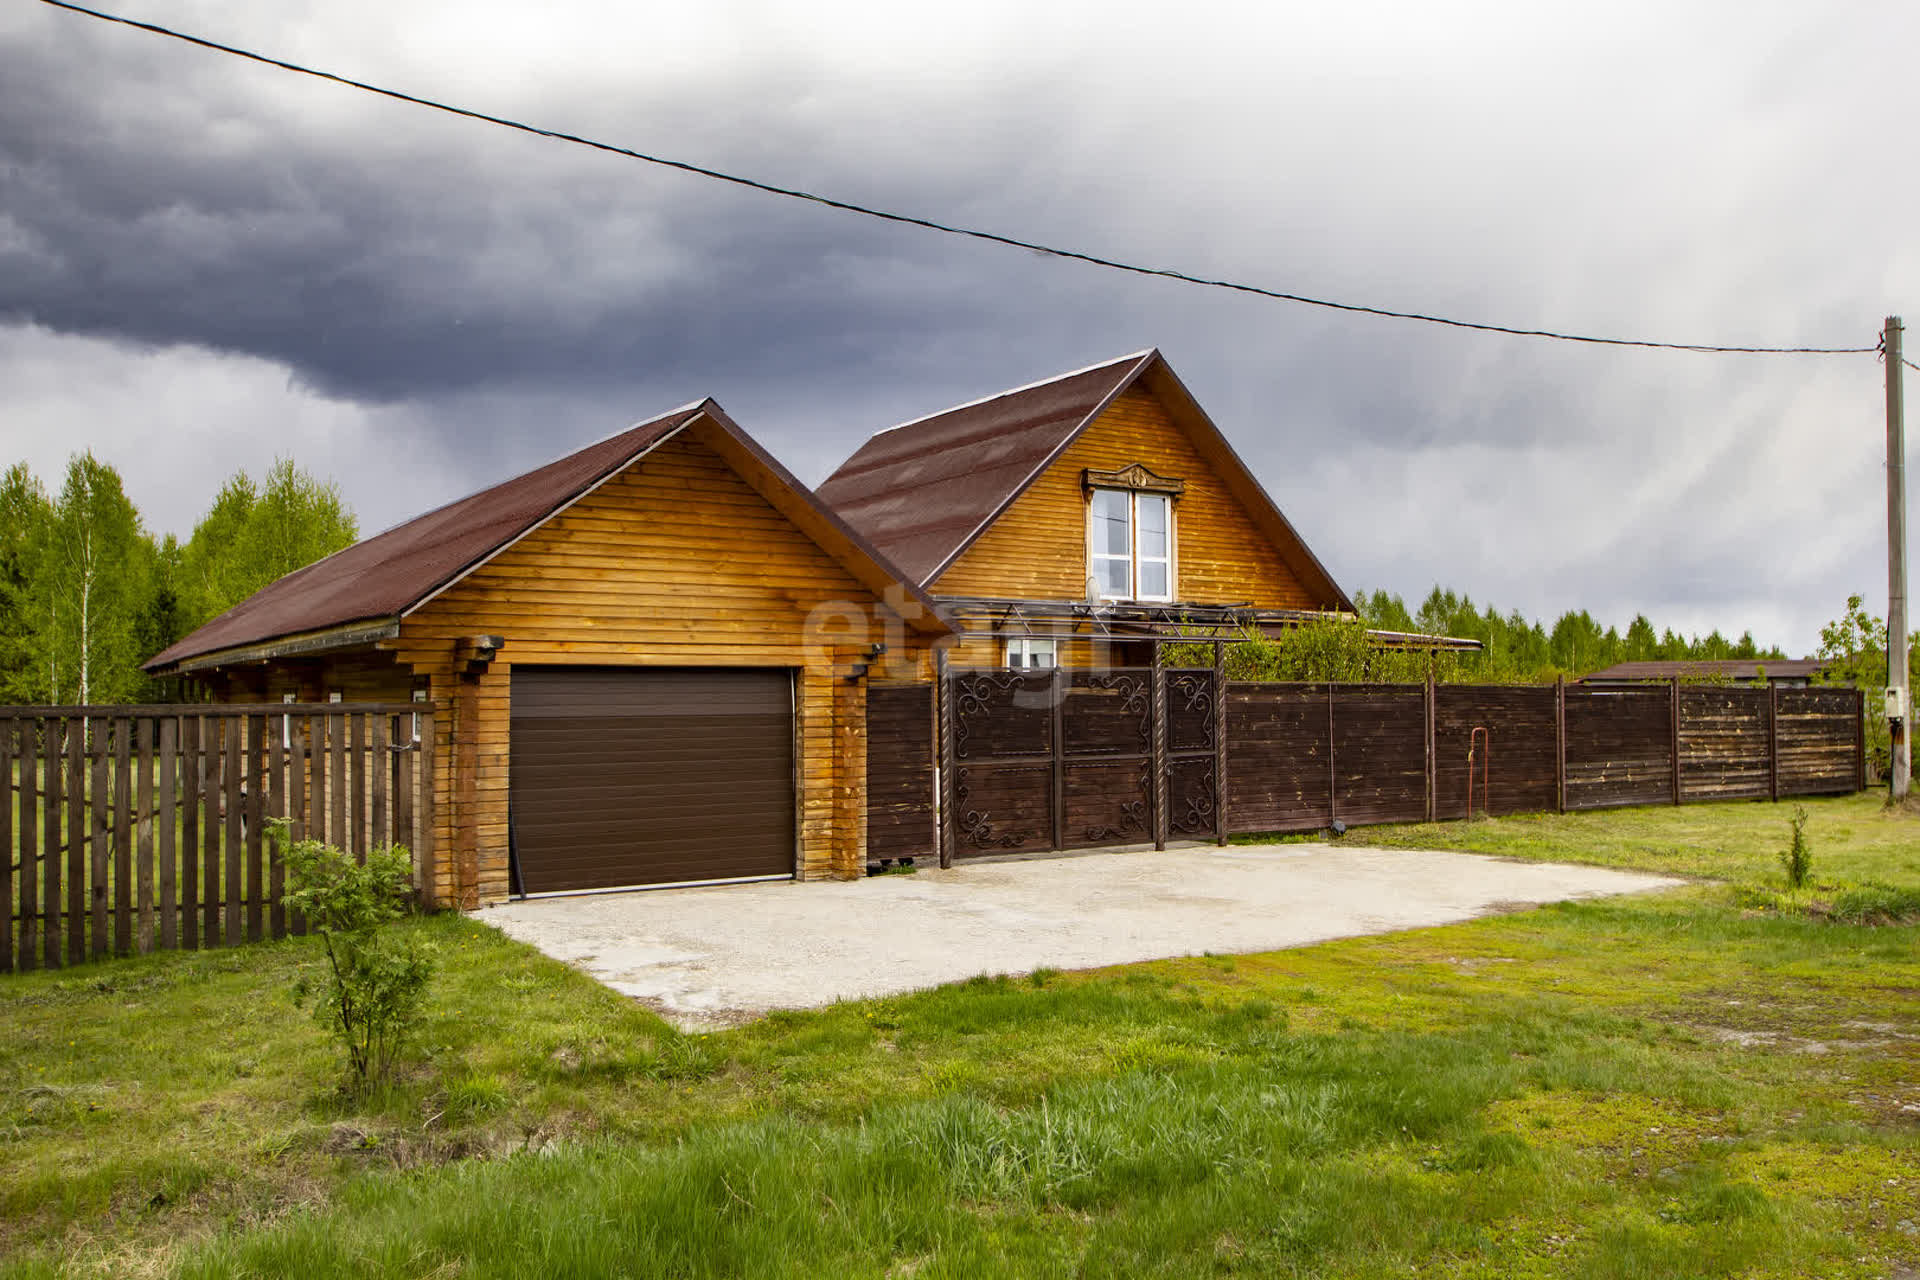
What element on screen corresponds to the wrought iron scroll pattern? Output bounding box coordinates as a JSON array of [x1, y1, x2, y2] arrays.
[[1078, 673, 1151, 753], [953, 766, 1028, 849], [1170, 760, 1218, 836], [1170, 672, 1217, 752], [953, 672, 1042, 761], [1083, 761, 1151, 843]]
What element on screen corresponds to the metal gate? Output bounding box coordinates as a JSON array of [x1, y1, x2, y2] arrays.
[[939, 665, 1223, 862]]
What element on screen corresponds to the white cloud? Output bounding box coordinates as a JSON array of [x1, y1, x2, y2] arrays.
[[0, 322, 451, 539]]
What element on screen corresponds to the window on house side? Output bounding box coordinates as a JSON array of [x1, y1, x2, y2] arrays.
[[1088, 488, 1174, 602], [1005, 636, 1057, 669]]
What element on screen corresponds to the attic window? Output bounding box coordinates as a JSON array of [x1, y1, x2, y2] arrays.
[[1089, 488, 1174, 603]]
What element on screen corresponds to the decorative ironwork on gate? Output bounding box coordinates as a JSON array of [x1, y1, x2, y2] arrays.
[[939, 666, 1219, 860]]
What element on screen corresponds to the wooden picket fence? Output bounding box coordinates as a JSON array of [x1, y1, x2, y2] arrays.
[[1, 703, 435, 974]]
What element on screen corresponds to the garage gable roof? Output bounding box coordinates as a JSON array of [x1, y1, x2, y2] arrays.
[[816, 350, 1353, 610], [147, 401, 948, 673]]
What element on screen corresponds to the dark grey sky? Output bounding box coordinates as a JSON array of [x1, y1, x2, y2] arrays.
[[3, 0, 1913, 654]]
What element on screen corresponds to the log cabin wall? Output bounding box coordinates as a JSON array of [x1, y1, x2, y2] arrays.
[[931, 387, 1322, 610], [337, 427, 932, 907]]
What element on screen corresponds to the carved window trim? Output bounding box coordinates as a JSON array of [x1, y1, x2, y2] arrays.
[[1084, 464, 1181, 603], [1081, 464, 1186, 499]]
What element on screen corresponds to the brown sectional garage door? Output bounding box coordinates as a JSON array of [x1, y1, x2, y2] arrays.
[[510, 667, 796, 893]]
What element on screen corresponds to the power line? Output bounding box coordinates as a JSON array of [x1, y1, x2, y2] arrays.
[[37, 0, 1886, 359]]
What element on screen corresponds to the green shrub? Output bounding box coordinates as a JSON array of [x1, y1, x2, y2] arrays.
[[277, 822, 434, 1089], [1779, 806, 1812, 890]]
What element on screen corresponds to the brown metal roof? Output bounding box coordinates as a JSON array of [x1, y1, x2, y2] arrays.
[[1581, 659, 1825, 682], [816, 349, 1353, 613], [816, 352, 1152, 586], [146, 405, 706, 672]]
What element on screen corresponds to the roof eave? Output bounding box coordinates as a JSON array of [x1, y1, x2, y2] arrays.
[[149, 618, 402, 677]]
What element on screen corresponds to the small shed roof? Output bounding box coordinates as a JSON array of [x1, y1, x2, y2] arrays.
[[147, 400, 948, 674], [1580, 659, 1825, 683], [817, 349, 1353, 611]]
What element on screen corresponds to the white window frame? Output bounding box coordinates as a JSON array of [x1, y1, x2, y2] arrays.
[[1086, 487, 1176, 603], [1004, 636, 1057, 669]]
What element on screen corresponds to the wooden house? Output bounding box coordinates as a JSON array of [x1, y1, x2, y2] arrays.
[[818, 349, 1357, 669], [145, 400, 950, 907]]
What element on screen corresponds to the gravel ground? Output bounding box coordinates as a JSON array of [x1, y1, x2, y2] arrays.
[[481, 842, 1683, 1030]]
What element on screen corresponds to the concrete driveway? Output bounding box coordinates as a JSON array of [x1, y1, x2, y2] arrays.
[[481, 843, 1682, 1030]]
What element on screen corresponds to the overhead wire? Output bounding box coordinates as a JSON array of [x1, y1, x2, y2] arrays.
[[34, 0, 1890, 360]]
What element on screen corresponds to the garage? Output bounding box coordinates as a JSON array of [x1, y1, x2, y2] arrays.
[[509, 666, 797, 894]]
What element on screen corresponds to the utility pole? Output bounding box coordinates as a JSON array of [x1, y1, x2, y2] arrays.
[[1888, 315, 1910, 799]]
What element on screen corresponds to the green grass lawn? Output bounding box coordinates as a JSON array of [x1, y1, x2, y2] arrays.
[[2, 794, 1916, 1278]]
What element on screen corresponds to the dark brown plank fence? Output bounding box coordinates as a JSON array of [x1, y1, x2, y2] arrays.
[[1227, 681, 1860, 835], [3, 703, 432, 974], [882, 674, 1864, 856]]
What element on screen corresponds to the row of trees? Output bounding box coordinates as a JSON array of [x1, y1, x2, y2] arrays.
[[1353, 586, 1785, 683], [1168, 588, 1790, 685], [0, 454, 357, 705]]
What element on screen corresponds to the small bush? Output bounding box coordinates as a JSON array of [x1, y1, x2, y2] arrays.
[[1779, 806, 1813, 890], [277, 822, 434, 1090]]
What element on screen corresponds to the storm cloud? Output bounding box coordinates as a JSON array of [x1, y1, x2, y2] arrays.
[[1, 0, 1913, 654]]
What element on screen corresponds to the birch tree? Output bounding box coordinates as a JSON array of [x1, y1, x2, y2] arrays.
[[29, 454, 148, 705], [0, 464, 54, 702], [180, 459, 356, 628]]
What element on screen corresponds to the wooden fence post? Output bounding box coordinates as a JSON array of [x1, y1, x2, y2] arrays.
[[1856, 688, 1868, 792], [68, 716, 86, 965], [1768, 682, 1780, 803], [159, 716, 177, 950], [1150, 649, 1168, 851], [180, 715, 199, 950], [43, 718, 61, 968], [268, 712, 287, 940], [416, 706, 439, 905], [936, 650, 954, 870], [1555, 676, 1567, 814], [1326, 682, 1338, 828], [1049, 667, 1066, 853], [11, 719, 32, 974], [90, 715, 109, 959], [1424, 665, 1437, 823], [224, 715, 243, 944], [112, 718, 132, 955], [1, 718, 12, 975], [1213, 640, 1228, 845], [136, 717, 155, 953], [1669, 678, 1682, 806]]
